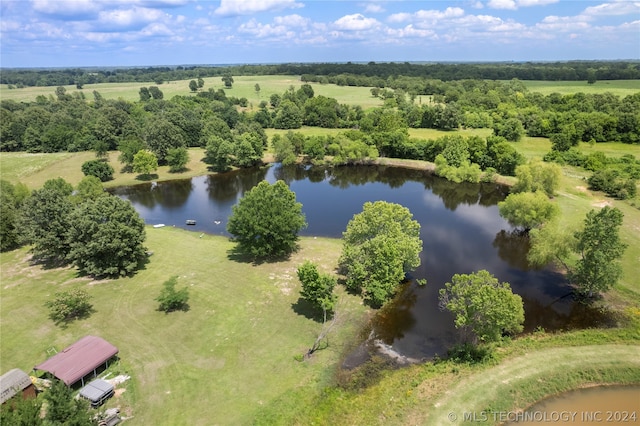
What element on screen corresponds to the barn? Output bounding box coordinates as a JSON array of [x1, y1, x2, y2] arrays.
[[0, 368, 37, 404], [34, 336, 119, 387]]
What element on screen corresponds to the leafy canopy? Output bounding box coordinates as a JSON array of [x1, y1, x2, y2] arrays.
[[227, 180, 307, 258], [45, 288, 93, 325], [571, 206, 627, 296], [498, 190, 559, 231], [297, 261, 337, 315], [339, 201, 422, 307], [439, 270, 524, 345], [66, 195, 147, 277], [156, 276, 190, 313]]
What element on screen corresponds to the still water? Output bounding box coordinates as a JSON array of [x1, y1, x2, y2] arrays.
[[509, 386, 640, 425], [111, 164, 612, 359]]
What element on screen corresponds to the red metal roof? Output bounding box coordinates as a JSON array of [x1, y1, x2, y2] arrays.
[[34, 336, 118, 386]]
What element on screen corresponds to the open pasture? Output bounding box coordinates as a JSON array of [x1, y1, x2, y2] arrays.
[[0, 229, 366, 424], [0, 75, 384, 110], [521, 79, 640, 96]]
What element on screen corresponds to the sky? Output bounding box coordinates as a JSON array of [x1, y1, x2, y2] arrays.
[[1, 0, 639, 68]]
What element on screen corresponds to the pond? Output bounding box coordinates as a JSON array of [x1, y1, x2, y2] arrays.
[[507, 386, 640, 425], [111, 164, 613, 360]]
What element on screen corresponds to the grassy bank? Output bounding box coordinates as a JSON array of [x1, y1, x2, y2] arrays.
[[0, 229, 368, 424]]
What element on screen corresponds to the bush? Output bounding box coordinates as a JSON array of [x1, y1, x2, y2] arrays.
[[45, 289, 93, 324], [81, 159, 114, 182], [156, 276, 190, 313]]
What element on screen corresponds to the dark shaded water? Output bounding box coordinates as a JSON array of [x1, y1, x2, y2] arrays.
[[111, 164, 613, 360]]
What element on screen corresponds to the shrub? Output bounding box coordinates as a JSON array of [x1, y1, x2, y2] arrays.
[[81, 159, 114, 182], [156, 276, 190, 313], [45, 289, 93, 324]]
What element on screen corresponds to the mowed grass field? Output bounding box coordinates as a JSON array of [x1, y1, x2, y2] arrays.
[[0, 229, 368, 425], [521, 79, 640, 96], [0, 75, 384, 110], [2, 76, 638, 108]]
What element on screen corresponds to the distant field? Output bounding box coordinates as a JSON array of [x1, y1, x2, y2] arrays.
[[0, 75, 384, 110], [3, 76, 638, 107], [521, 79, 640, 96]]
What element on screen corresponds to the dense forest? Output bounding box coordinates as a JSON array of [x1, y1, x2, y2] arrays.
[[2, 61, 639, 88]]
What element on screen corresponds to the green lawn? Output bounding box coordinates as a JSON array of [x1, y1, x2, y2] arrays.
[[521, 79, 640, 96], [0, 75, 384, 111], [0, 229, 368, 425]]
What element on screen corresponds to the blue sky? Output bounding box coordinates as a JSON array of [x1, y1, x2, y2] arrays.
[[1, 0, 638, 67]]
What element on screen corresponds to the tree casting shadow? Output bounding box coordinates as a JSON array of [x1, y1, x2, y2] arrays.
[[291, 297, 325, 322]]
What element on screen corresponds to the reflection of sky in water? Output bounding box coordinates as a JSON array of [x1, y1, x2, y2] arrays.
[[112, 164, 604, 359]]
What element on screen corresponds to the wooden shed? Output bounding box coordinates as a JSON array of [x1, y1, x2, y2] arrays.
[[0, 368, 37, 404]]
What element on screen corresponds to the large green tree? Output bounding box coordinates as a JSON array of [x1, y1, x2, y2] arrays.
[[439, 270, 524, 345], [20, 179, 74, 262], [498, 191, 559, 231], [66, 195, 147, 277], [571, 206, 627, 297], [0, 180, 29, 252], [512, 160, 561, 197], [528, 206, 627, 299], [133, 149, 158, 177], [227, 180, 307, 258], [144, 118, 185, 163], [339, 201, 422, 307], [166, 147, 189, 173], [44, 380, 92, 425]]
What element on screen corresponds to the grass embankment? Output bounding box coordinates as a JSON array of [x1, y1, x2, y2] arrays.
[[0, 228, 368, 425]]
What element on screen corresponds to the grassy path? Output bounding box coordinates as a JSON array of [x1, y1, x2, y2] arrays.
[[425, 344, 640, 425]]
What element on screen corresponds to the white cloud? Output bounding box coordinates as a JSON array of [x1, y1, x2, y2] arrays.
[[214, 0, 303, 17], [537, 15, 590, 31], [334, 14, 380, 31], [517, 0, 559, 7], [389, 7, 464, 26], [386, 24, 437, 39], [31, 0, 101, 18], [388, 12, 412, 24], [415, 7, 465, 21], [488, 0, 559, 9], [238, 19, 292, 39], [583, 1, 640, 17], [273, 14, 310, 27], [364, 4, 385, 14], [97, 6, 168, 31]]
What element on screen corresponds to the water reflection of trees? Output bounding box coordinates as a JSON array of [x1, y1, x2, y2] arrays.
[[113, 179, 193, 209], [493, 229, 536, 271], [522, 294, 617, 333], [270, 163, 508, 211], [371, 282, 418, 344], [207, 166, 269, 203]]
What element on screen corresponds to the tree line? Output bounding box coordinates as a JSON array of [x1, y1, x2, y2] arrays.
[[3, 60, 639, 87]]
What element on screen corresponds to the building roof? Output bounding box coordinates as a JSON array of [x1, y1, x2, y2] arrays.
[[34, 336, 118, 386], [79, 379, 114, 402], [1, 368, 32, 404]]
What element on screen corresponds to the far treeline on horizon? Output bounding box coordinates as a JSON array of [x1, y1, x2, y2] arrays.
[[2, 61, 640, 87]]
